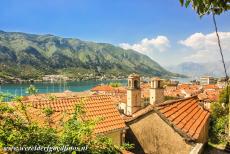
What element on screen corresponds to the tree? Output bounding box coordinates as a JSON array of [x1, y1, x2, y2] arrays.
[[179, 0, 230, 15], [109, 82, 121, 88], [0, 98, 58, 153], [60, 103, 123, 154], [209, 87, 229, 144], [179, 0, 230, 138], [0, 90, 132, 153], [26, 85, 38, 95]]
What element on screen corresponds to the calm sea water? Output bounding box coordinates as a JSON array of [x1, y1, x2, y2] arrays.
[[0, 80, 127, 97], [0, 77, 191, 99]]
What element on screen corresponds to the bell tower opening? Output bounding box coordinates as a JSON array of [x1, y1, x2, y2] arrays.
[[134, 80, 139, 89]]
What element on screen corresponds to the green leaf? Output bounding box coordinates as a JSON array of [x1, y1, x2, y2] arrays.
[[179, 0, 184, 5], [185, 0, 191, 7]]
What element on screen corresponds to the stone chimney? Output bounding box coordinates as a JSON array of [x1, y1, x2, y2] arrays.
[[150, 77, 164, 105], [126, 73, 141, 115]]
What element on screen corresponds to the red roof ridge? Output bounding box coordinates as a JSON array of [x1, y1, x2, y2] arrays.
[[122, 95, 210, 141], [156, 96, 210, 141], [22, 94, 113, 104], [17, 94, 126, 134], [156, 95, 198, 107]]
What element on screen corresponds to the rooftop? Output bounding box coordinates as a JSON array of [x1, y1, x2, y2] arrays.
[[91, 85, 127, 93], [123, 96, 210, 141], [203, 84, 219, 90], [156, 96, 210, 140], [91, 85, 114, 92], [18, 95, 126, 134], [23, 91, 93, 101]]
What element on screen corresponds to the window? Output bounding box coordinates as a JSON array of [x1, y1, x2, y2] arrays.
[[158, 80, 161, 88], [134, 80, 139, 89]]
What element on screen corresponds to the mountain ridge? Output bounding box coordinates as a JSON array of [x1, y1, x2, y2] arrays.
[[0, 30, 181, 81], [167, 61, 230, 78]]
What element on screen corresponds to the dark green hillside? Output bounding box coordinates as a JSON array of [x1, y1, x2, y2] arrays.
[[0, 30, 180, 80]]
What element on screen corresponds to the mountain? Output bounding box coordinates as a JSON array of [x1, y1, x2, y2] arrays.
[[167, 61, 230, 78], [0, 30, 178, 80]]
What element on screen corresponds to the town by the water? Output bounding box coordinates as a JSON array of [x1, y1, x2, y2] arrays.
[[1, 73, 229, 153]]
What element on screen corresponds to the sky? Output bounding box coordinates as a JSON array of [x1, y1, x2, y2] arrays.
[[0, 0, 230, 66]]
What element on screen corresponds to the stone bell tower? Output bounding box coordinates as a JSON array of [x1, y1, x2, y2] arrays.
[[150, 77, 164, 105], [126, 73, 141, 115]]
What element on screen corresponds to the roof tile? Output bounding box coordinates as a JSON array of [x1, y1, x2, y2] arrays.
[[156, 96, 210, 140], [21, 95, 126, 134]]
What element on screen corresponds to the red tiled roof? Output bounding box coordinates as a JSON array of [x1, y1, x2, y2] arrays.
[[140, 83, 150, 89], [91, 85, 127, 96], [205, 90, 219, 101], [156, 96, 210, 140], [91, 85, 114, 91], [203, 84, 219, 90], [22, 91, 93, 101], [164, 89, 184, 98], [21, 95, 126, 134], [114, 87, 127, 93], [164, 84, 202, 98], [177, 84, 190, 89], [177, 84, 201, 90]]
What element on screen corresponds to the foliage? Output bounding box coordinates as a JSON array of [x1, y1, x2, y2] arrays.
[[209, 87, 229, 144], [43, 107, 54, 117], [26, 85, 38, 95], [0, 93, 11, 102], [60, 103, 120, 154], [0, 102, 58, 150], [109, 82, 121, 87], [218, 86, 230, 105], [0, 88, 132, 153], [179, 0, 230, 16], [164, 96, 178, 101], [179, 0, 230, 144], [47, 94, 57, 101]]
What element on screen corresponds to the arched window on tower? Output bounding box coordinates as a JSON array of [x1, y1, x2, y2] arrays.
[[134, 80, 139, 89], [158, 80, 161, 88]]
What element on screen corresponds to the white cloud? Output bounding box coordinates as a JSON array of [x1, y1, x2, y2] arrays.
[[179, 32, 230, 62], [179, 33, 206, 49], [119, 35, 170, 53]]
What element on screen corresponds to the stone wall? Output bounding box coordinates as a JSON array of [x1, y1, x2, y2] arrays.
[[127, 89, 141, 115], [126, 112, 193, 154], [106, 130, 122, 146], [150, 88, 164, 105], [196, 117, 209, 143]]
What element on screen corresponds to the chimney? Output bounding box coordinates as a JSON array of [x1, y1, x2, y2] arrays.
[[150, 77, 164, 105]]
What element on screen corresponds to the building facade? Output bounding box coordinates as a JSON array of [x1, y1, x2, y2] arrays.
[[200, 76, 216, 85]]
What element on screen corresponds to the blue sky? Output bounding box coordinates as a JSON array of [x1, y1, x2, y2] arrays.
[[0, 0, 230, 66]]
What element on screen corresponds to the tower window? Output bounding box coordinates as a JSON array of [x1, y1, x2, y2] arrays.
[[134, 80, 139, 89], [158, 81, 161, 88]]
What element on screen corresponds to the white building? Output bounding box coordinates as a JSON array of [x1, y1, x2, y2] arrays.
[[200, 76, 216, 85]]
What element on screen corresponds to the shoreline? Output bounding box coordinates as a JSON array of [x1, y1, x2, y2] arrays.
[[0, 75, 189, 85], [0, 78, 128, 85]]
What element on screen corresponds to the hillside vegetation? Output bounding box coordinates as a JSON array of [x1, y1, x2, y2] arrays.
[[0, 30, 180, 80]]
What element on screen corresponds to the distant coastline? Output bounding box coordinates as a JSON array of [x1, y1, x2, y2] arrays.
[[0, 80, 128, 98]]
